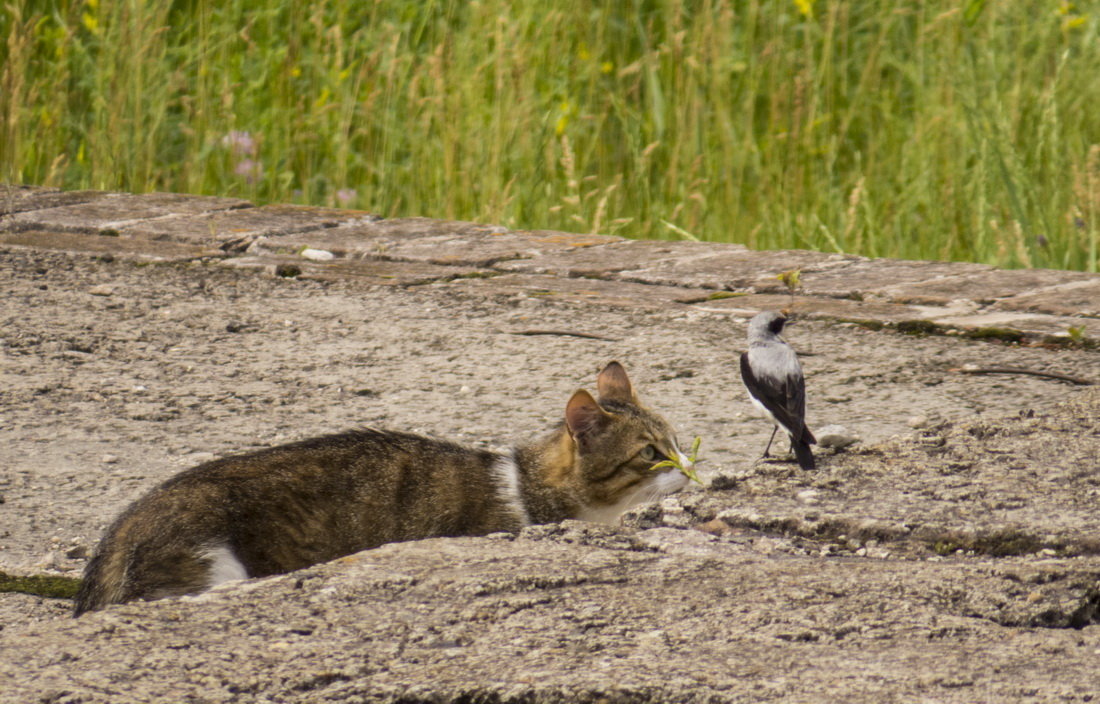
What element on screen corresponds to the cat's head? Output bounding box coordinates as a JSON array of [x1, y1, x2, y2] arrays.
[[564, 361, 691, 523]]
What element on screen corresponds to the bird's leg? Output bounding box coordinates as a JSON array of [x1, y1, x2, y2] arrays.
[[761, 426, 778, 458]]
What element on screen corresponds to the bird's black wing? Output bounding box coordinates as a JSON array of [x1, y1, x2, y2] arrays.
[[785, 366, 815, 445], [740, 351, 811, 443]]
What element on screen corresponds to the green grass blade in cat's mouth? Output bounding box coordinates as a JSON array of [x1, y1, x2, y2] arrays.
[[649, 436, 704, 485]]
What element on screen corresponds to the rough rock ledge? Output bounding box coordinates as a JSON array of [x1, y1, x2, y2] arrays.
[[1, 186, 1098, 702]]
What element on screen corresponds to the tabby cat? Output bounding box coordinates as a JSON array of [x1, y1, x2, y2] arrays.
[[74, 362, 691, 614]]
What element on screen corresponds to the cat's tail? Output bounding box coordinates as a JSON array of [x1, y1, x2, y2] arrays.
[[72, 541, 130, 617]]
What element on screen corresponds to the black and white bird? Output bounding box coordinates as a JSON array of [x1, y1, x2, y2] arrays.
[[739, 311, 816, 470]]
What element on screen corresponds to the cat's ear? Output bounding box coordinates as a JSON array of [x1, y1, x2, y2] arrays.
[[565, 389, 610, 444], [596, 361, 638, 404]]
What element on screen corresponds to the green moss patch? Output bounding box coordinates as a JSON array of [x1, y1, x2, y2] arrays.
[[962, 327, 1025, 344], [895, 319, 941, 336], [0, 571, 81, 599], [706, 291, 747, 301], [929, 530, 1044, 558], [834, 318, 886, 332]]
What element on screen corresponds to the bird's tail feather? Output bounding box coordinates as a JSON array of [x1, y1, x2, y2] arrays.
[[793, 440, 815, 471]]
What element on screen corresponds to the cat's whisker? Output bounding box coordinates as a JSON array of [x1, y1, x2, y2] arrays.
[[631, 475, 676, 511], [627, 484, 657, 511]]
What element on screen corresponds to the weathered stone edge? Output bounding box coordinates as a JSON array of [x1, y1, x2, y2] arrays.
[[2, 186, 1097, 347]]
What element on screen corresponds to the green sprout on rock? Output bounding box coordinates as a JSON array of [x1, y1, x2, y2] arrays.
[[777, 268, 802, 293]]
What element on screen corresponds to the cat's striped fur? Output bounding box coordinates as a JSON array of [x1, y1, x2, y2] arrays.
[[74, 362, 690, 615]]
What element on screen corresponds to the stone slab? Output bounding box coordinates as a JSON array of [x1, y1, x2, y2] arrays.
[[1, 241, 1099, 702], [927, 311, 1093, 339], [792, 257, 994, 301], [679, 389, 1100, 556], [379, 227, 619, 266], [258, 219, 620, 266], [500, 239, 853, 291], [121, 203, 378, 248], [444, 272, 698, 310], [0, 231, 215, 262], [495, 239, 732, 278], [681, 291, 938, 325], [688, 291, 1091, 341], [2, 192, 251, 235], [881, 267, 1098, 307], [0, 185, 111, 216], [2, 185, 1097, 346], [3, 525, 1099, 703], [616, 245, 855, 292], [993, 278, 1100, 318], [218, 254, 487, 286]]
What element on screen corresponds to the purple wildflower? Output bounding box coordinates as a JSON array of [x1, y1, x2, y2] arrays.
[[221, 131, 257, 156], [234, 159, 263, 184]]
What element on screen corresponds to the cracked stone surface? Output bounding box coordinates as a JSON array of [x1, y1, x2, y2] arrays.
[[250, 221, 617, 267], [0, 185, 112, 215], [3, 523, 1100, 703], [1, 191, 252, 234], [121, 203, 379, 246], [1, 186, 1099, 702], [2, 185, 1097, 342]]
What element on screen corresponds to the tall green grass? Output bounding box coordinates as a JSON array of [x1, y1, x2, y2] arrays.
[[2, 0, 1099, 271]]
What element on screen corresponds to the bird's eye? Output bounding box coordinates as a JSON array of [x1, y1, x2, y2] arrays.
[[639, 445, 661, 462]]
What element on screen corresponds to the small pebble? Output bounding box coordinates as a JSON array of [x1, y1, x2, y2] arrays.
[[101, 454, 120, 464], [88, 284, 116, 296], [795, 489, 820, 505], [693, 519, 734, 537], [907, 415, 928, 429], [816, 424, 860, 449], [66, 544, 89, 559], [708, 474, 739, 491], [37, 551, 62, 570], [300, 248, 335, 262]]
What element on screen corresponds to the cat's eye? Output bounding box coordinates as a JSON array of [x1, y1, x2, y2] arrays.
[[639, 445, 665, 463]]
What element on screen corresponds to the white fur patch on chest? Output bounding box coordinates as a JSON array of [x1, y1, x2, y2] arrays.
[[577, 469, 688, 525], [491, 452, 531, 527], [576, 495, 639, 524], [201, 544, 248, 590]]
